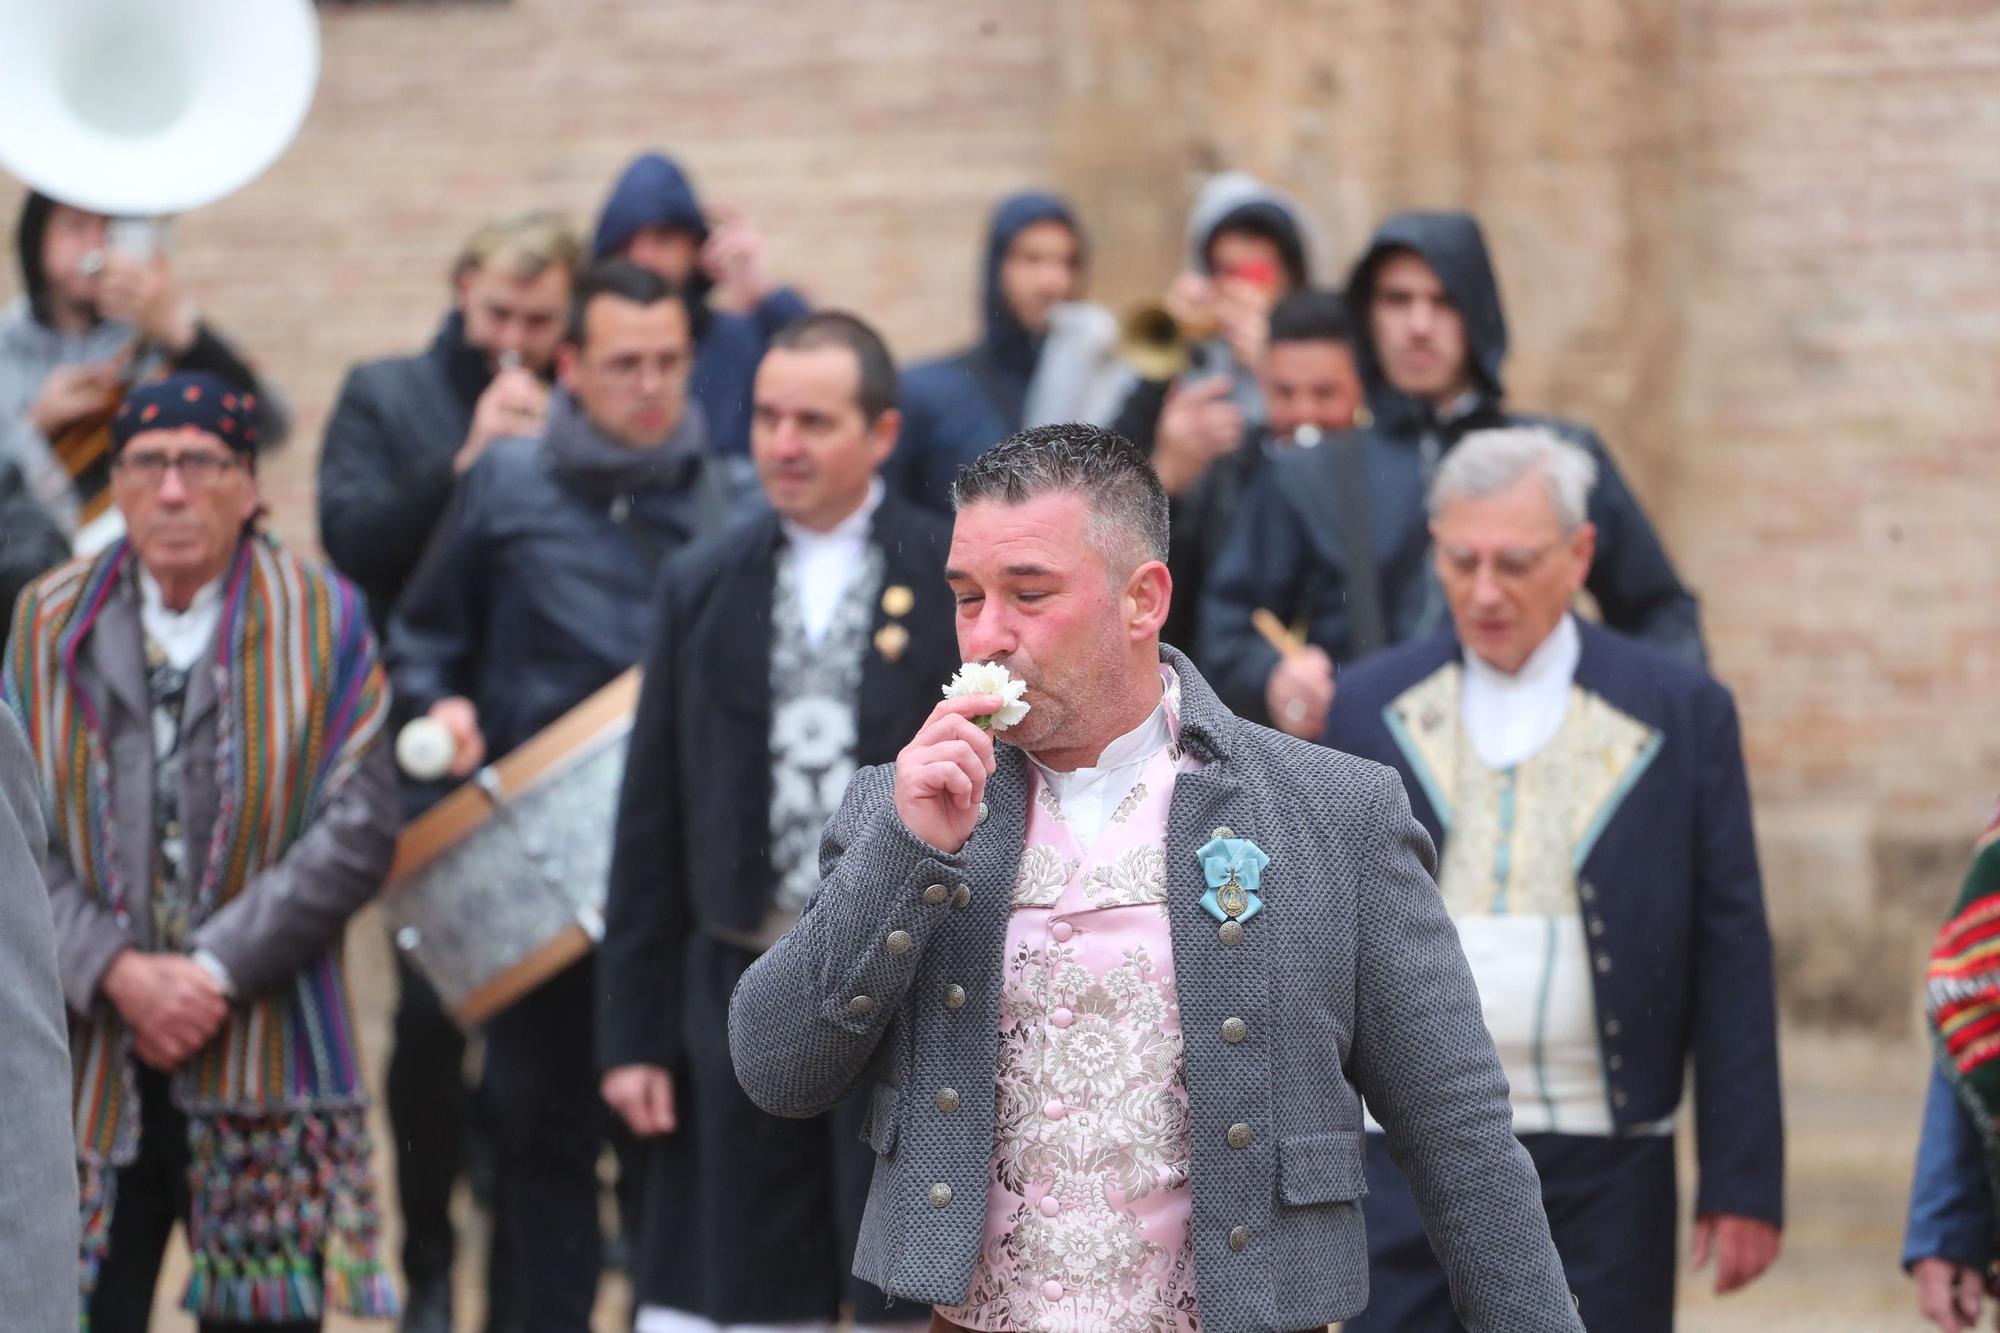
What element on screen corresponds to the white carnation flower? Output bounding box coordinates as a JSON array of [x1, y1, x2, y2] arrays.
[[943, 661, 1032, 732]]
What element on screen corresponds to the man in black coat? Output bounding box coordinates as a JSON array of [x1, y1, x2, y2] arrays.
[[1200, 210, 1704, 739], [387, 259, 738, 1333], [315, 210, 582, 1332], [598, 312, 948, 1333]]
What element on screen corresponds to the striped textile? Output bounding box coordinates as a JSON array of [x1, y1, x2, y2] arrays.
[[4, 534, 396, 1325], [1925, 802, 2000, 1235]]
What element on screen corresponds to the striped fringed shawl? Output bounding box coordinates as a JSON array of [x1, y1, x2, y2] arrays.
[[1926, 801, 2000, 1243], [3, 535, 398, 1325]]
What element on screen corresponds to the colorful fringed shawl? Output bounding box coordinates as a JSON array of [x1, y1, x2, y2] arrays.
[[1926, 801, 2000, 1240], [3, 535, 398, 1326]]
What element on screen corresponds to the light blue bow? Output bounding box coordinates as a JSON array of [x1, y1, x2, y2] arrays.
[[1196, 835, 1268, 923]]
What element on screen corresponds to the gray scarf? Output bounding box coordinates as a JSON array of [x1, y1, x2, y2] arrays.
[[541, 386, 708, 500]]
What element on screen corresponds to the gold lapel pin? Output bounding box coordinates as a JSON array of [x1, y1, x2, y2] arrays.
[[874, 623, 910, 662]]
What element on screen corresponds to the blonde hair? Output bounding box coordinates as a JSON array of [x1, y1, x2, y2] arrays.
[[451, 210, 584, 287]]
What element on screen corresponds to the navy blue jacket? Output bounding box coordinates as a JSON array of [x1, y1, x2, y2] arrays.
[[885, 192, 1079, 512], [596, 493, 958, 1075], [1326, 620, 1783, 1226], [385, 432, 732, 760], [1905, 1063, 1993, 1271], [1199, 211, 1704, 723], [592, 153, 809, 458]]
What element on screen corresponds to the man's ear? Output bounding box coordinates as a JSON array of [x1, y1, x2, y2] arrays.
[[867, 407, 903, 471], [1126, 559, 1173, 642], [1568, 521, 1599, 593]]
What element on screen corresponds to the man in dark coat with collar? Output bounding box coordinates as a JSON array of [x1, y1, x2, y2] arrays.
[[1201, 209, 1704, 740], [592, 151, 811, 465], [885, 191, 1090, 513], [598, 311, 946, 1333], [387, 259, 737, 1333], [314, 210, 582, 1331], [1325, 426, 1782, 1332]]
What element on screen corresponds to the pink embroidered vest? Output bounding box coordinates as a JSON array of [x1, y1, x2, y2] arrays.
[[937, 695, 1203, 1333]]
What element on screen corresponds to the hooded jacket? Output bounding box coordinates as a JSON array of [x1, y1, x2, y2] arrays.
[[1109, 172, 1316, 455], [1198, 210, 1704, 721], [591, 153, 809, 459], [884, 191, 1082, 511], [1, 193, 289, 531]]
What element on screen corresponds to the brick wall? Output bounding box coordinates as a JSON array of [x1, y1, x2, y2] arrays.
[[4, 0, 1994, 1026]]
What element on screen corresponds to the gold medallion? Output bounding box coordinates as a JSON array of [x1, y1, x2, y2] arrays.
[[881, 584, 915, 618], [1217, 873, 1249, 920], [874, 623, 910, 662]]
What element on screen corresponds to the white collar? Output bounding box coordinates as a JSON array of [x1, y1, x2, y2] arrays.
[[1458, 615, 1581, 770], [1030, 669, 1176, 785], [1462, 613, 1579, 693], [779, 478, 883, 550], [137, 567, 225, 625], [136, 566, 226, 671]]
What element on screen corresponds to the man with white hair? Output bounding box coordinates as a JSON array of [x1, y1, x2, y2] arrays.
[[1326, 426, 1784, 1332]]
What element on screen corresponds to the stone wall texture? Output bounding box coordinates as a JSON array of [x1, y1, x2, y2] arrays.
[[4, 0, 1995, 1027]]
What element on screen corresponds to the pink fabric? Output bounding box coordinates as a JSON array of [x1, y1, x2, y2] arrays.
[[937, 704, 1202, 1332]]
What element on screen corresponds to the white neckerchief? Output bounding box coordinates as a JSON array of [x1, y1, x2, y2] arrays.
[[137, 568, 225, 672], [1460, 614, 1581, 770], [778, 478, 884, 646], [1029, 672, 1174, 849]]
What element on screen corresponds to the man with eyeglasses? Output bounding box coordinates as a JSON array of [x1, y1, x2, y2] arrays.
[[5, 370, 401, 1331], [1200, 210, 1703, 741], [386, 258, 738, 1332], [1325, 426, 1783, 1333]]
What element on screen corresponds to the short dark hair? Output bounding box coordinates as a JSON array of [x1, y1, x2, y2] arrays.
[[1268, 288, 1350, 347], [950, 423, 1169, 572], [565, 258, 681, 348], [766, 311, 899, 423]]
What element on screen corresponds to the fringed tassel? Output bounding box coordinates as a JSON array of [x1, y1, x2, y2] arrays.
[[77, 1160, 117, 1330]]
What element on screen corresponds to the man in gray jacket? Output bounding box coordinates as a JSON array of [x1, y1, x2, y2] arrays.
[[729, 423, 1581, 1332], [7, 372, 400, 1331], [0, 704, 79, 1331]]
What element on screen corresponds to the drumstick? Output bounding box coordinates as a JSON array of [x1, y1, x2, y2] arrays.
[[1251, 608, 1304, 657]]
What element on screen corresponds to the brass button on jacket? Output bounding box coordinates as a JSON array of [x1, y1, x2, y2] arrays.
[[928, 1182, 953, 1208], [1218, 920, 1244, 946], [1228, 1225, 1249, 1252], [1221, 1017, 1248, 1044], [921, 883, 949, 906], [942, 984, 966, 1010], [951, 885, 972, 910], [1226, 1122, 1252, 1150], [885, 929, 914, 955], [846, 994, 876, 1017], [935, 1087, 960, 1114]]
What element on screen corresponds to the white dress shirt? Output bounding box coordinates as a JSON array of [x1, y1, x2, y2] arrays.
[[1459, 613, 1580, 770], [1028, 670, 1174, 851], [137, 569, 225, 671], [778, 479, 884, 646]]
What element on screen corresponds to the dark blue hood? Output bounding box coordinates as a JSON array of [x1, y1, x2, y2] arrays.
[[592, 152, 708, 260], [1344, 210, 1508, 430], [979, 191, 1081, 383]]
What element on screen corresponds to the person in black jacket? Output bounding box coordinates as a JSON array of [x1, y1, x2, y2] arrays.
[[315, 209, 582, 1333], [387, 260, 738, 1333], [1200, 210, 1704, 738], [1155, 288, 1362, 654], [597, 311, 947, 1333]]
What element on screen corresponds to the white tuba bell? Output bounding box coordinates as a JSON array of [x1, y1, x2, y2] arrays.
[[0, 0, 320, 218]]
